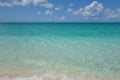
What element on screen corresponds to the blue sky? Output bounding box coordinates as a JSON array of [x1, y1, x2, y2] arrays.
[[0, 0, 120, 22]]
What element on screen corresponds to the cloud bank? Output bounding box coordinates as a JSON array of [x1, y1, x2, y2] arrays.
[[67, 1, 120, 20], [0, 0, 120, 21], [0, 0, 53, 8]]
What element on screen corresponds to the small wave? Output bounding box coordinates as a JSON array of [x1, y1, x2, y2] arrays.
[[0, 72, 116, 80], [0, 75, 73, 80]]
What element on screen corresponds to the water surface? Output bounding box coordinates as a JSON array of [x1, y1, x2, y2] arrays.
[[0, 23, 120, 80]]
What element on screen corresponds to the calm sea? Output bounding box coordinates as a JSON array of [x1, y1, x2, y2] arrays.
[[0, 23, 120, 80]]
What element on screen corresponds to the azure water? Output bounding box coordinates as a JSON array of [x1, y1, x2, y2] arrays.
[[0, 23, 120, 80]]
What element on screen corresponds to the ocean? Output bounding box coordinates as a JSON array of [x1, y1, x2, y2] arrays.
[[0, 23, 120, 80]]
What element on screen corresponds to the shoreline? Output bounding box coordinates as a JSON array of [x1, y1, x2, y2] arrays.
[[0, 71, 118, 80]]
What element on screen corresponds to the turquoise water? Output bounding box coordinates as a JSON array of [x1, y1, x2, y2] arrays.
[[0, 23, 120, 80]]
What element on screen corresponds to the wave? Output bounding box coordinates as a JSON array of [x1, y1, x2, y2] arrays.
[[0, 72, 118, 80]]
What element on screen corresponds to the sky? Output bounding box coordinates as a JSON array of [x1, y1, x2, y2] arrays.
[[0, 0, 120, 22]]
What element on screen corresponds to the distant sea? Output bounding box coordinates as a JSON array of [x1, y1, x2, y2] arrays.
[[0, 23, 120, 80]]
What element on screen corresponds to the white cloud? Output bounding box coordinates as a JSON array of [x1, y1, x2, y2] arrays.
[[33, 0, 53, 8], [0, 0, 53, 8], [70, 1, 104, 17], [0, 2, 13, 7], [104, 9, 120, 20], [12, 0, 31, 6], [55, 7, 62, 11], [40, 3, 53, 8], [71, 9, 82, 15], [67, 1, 120, 20], [45, 10, 52, 16], [60, 16, 65, 20], [33, 0, 47, 6], [82, 1, 104, 17]]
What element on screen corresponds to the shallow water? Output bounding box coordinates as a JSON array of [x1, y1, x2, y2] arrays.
[[0, 23, 120, 80]]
